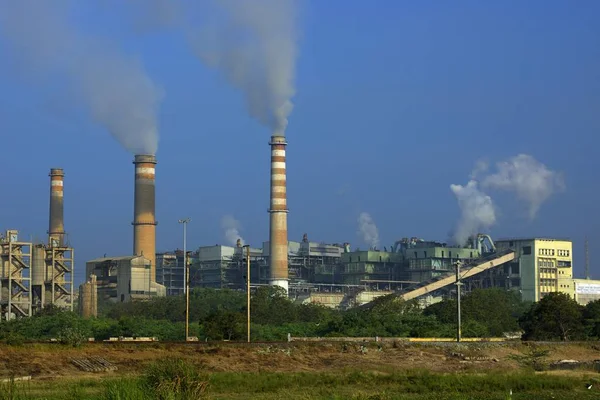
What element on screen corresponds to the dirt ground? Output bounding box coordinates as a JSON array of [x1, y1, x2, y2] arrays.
[[1, 341, 599, 381]]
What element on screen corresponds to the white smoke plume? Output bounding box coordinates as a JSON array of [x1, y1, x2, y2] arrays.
[[0, 1, 162, 155], [450, 180, 496, 245], [188, 0, 298, 136], [221, 215, 245, 247], [357, 212, 380, 249], [481, 154, 565, 219]]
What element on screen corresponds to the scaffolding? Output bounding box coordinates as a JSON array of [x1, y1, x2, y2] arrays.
[[0, 230, 32, 320], [45, 245, 74, 310]]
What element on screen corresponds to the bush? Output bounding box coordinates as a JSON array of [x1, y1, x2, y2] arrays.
[[144, 358, 209, 399], [58, 327, 88, 347]]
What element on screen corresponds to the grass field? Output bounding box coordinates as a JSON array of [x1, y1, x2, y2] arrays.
[[1, 342, 599, 399], [2, 369, 599, 399]]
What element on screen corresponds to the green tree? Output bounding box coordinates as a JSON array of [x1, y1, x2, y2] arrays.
[[520, 292, 585, 341], [583, 299, 600, 338], [424, 288, 528, 337], [202, 310, 245, 341]]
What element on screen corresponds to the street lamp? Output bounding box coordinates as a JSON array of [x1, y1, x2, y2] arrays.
[[243, 244, 251, 343], [455, 260, 463, 343], [178, 218, 190, 341]]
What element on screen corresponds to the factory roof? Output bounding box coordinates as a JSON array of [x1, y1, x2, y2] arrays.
[[87, 255, 145, 263], [495, 237, 571, 242]]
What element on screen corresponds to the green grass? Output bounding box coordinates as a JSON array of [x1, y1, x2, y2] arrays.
[[3, 362, 599, 399]]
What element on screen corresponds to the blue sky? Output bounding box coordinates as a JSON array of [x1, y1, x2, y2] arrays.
[[1, 1, 599, 284]]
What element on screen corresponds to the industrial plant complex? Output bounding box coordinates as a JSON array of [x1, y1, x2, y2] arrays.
[[1, 146, 599, 322]]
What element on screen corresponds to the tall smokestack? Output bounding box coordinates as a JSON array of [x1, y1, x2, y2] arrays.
[[132, 154, 157, 282], [268, 135, 289, 293], [48, 168, 65, 246]]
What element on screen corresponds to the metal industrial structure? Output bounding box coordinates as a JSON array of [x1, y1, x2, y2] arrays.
[[0, 230, 32, 320], [30, 168, 75, 312], [268, 135, 289, 293], [3, 168, 75, 318]]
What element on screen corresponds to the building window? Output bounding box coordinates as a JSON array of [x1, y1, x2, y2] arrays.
[[512, 263, 519, 274], [414, 251, 418, 259], [449, 251, 452, 259], [442, 251, 445, 258], [509, 241, 514, 247], [424, 251, 427, 258], [470, 252, 473, 258], [523, 246, 532, 255]]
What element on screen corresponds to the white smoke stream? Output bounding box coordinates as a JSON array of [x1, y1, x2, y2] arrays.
[[481, 154, 565, 219], [357, 212, 380, 249], [123, 0, 299, 137], [221, 215, 245, 247], [450, 180, 496, 245], [188, 0, 298, 136], [0, 1, 162, 155]]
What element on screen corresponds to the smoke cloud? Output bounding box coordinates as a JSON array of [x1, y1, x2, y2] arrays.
[[0, 1, 162, 155], [188, 0, 298, 136], [450, 154, 564, 245], [357, 212, 380, 249], [481, 154, 565, 219], [450, 180, 496, 245], [221, 215, 245, 246]]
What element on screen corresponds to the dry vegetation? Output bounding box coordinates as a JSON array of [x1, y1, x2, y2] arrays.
[[1, 341, 600, 379]]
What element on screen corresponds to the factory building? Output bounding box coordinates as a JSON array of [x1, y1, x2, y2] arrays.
[[266, 234, 345, 285], [86, 255, 165, 306], [156, 251, 186, 296], [192, 241, 262, 290], [339, 250, 404, 287], [495, 238, 574, 302]]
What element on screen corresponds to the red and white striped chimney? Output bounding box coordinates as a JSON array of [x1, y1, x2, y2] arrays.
[[268, 135, 289, 293]]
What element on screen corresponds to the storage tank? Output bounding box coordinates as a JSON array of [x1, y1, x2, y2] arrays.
[[31, 244, 46, 286], [79, 275, 97, 318]]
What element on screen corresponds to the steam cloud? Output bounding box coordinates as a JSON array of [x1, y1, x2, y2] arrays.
[[481, 154, 565, 219], [188, 0, 298, 136], [0, 1, 162, 155], [357, 212, 380, 249], [451, 154, 564, 245], [221, 215, 245, 246], [450, 180, 496, 246]]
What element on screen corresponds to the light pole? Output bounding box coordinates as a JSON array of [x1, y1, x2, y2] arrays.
[[178, 218, 190, 340], [243, 244, 251, 343], [455, 260, 463, 343]]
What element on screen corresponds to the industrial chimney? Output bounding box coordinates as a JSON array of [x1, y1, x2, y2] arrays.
[[268, 135, 289, 293], [48, 168, 65, 246], [132, 154, 157, 282]]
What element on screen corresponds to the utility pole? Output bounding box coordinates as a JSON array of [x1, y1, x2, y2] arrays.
[[455, 260, 463, 343], [178, 218, 190, 340], [244, 245, 251, 343], [585, 237, 590, 280]]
